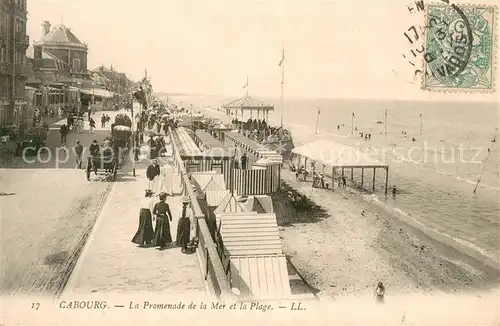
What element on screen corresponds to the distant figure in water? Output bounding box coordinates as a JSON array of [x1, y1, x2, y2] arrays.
[[412, 137, 416, 142], [374, 281, 385, 303], [392, 185, 397, 197]]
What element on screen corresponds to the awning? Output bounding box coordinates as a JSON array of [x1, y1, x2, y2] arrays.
[[292, 139, 388, 168], [68, 86, 81, 92], [80, 88, 114, 98]]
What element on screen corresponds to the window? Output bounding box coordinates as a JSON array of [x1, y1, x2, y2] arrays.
[[0, 48, 4, 62], [72, 58, 81, 71]]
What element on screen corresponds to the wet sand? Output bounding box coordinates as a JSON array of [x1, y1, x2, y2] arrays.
[[277, 168, 500, 299]]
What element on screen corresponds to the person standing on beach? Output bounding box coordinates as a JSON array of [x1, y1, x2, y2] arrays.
[[374, 282, 385, 303], [342, 176, 347, 188]]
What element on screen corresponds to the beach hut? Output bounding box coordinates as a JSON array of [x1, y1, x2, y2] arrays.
[[190, 171, 225, 191], [204, 189, 231, 238], [244, 195, 274, 213], [214, 193, 247, 215], [216, 211, 291, 299]]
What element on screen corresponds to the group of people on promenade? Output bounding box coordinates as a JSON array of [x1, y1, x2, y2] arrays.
[[231, 118, 292, 145], [59, 112, 97, 144], [131, 158, 192, 252]]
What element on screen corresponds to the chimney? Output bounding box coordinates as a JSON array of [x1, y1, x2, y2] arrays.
[[41, 21, 51, 36]]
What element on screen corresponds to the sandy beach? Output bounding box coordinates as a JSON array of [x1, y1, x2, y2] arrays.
[[197, 106, 500, 298]]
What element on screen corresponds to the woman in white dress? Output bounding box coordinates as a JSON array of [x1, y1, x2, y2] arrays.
[[161, 157, 175, 195]]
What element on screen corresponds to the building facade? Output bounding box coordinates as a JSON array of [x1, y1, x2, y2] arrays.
[[0, 0, 30, 126]]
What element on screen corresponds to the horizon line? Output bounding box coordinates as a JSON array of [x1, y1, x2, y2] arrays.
[[152, 92, 499, 104]]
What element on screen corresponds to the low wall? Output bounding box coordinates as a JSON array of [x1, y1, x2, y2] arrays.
[[169, 127, 236, 300]]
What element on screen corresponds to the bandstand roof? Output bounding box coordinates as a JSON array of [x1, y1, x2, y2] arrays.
[[223, 95, 274, 111], [292, 139, 388, 169]]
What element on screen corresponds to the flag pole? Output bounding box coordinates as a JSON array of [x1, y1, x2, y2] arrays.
[[315, 107, 320, 135], [245, 76, 249, 98], [385, 109, 388, 135], [351, 113, 354, 136], [280, 46, 284, 129], [420, 113, 423, 136]]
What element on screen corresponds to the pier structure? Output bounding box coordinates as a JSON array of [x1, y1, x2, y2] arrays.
[[291, 139, 390, 195]]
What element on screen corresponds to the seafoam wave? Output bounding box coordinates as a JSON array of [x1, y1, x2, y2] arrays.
[[368, 195, 500, 267]]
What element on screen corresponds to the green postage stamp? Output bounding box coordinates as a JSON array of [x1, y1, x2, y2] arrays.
[[423, 4, 496, 91]]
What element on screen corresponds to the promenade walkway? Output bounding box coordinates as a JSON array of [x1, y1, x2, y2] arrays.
[[63, 162, 208, 298]]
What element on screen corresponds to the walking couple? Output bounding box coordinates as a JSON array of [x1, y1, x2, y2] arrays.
[[131, 191, 191, 251], [146, 158, 176, 195]]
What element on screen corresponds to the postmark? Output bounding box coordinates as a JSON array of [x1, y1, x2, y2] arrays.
[[422, 4, 496, 91]]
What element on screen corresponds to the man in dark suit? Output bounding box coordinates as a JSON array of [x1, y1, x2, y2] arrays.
[[146, 159, 161, 193]]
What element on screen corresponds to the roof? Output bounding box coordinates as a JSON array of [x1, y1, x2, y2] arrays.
[[171, 127, 202, 156], [202, 147, 234, 158], [203, 177, 226, 192], [230, 255, 291, 299], [195, 129, 224, 148], [214, 194, 248, 214], [26, 46, 58, 60], [225, 132, 283, 164], [191, 172, 226, 192], [205, 189, 230, 207], [244, 196, 274, 213], [36, 24, 86, 48], [223, 95, 274, 111], [218, 213, 282, 256], [292, 139, 388, 168], [80, 88, 114, 98]]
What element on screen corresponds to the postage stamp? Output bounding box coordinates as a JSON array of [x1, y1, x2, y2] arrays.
[[422, 4, 496, 92]]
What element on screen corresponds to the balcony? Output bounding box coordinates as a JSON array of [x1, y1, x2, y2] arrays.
[[15, 34, 29, 49], [13, 64, 30, 76]]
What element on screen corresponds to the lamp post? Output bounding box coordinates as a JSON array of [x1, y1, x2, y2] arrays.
[[76, 81, 82, 113], [91, 82, 95, 115]]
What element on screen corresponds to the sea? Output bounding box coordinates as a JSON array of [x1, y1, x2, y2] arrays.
[[164, 95, 500, 265]]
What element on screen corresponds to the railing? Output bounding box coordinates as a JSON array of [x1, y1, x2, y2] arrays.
[[169, 127, 236, 301]]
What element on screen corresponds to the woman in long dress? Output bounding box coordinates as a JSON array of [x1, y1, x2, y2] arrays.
[[131, 189, 155, 246], [161, 158, 175, 195], [152, 193, 173, 248], [176, 197, 191, 253]]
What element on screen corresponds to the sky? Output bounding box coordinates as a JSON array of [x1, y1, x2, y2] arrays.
[[27, 0, 499, 101]]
